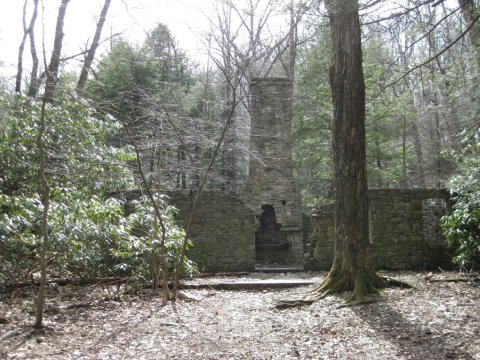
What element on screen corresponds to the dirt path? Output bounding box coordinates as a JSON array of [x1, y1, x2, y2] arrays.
[[1, 271, 479, 359]]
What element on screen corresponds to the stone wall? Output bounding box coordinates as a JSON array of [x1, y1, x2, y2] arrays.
[[308, 189, 452, 270], [165, 191, 256, 272]]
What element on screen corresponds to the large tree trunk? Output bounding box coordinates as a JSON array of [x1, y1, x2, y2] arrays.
[[314, 0, 387, 302]]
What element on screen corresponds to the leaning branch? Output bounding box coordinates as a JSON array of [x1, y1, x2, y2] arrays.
[[361, 0, 440, 25], [26, 0, 40, 98], [61, 33, 123, 62], [171, 53, 253, 300], [76, 0, 112, 93], [374, 2, 464, 85], [121, 118, 170, 302], [44, 0, 70, 103], [171, 90, 241, 300]]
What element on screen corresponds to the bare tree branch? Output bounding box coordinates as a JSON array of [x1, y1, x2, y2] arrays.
[[372, 6, 480, 100]]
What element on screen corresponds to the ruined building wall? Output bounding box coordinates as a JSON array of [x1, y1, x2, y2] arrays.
[[308, 189, 452, 270], [119, 187, 451, 272], [165, 190, 256, 272], [120, 190, 256, 272], [243, 78, 304, 265]]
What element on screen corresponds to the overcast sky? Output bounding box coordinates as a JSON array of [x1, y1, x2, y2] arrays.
[[0, 0, 215, 78], [0, 0, 461, 81]]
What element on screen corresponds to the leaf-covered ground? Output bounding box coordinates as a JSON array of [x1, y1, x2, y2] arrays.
[[1, 271, 479, 359]]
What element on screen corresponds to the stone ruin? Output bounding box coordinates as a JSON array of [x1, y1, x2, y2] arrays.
[[163, 78, 453, 272], [243, 78, 304, 267], [307, 189, 452, 270]]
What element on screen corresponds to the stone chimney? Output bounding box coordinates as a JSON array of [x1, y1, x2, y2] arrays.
[[243, 78, 303, 266]]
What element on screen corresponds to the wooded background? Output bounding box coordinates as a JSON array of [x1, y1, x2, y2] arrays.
[[1, 0, 479, 322]]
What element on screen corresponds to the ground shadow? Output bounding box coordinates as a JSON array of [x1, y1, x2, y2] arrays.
[[353, 300, 474, 360]]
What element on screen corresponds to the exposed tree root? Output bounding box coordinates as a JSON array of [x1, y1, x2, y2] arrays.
[[310, 268, 389, 303], [275, 269, 412, 308]]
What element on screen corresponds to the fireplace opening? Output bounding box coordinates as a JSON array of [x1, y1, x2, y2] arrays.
[[255, 205, 289, 264]]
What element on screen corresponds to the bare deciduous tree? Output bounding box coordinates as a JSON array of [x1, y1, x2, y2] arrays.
[[459, 0, 480, 63], [44, 0, 70, 103], [204, 0, 305, 193], [35, 0, 70, 329], [76, 0, 112, 93], [15, 0, 39, 94], [26, 0, 40, 98]]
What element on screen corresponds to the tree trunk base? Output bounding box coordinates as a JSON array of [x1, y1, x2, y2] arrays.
[[274, 271, 412, 309], [311, 270, 412, 303], [312, 269, 388, 302]]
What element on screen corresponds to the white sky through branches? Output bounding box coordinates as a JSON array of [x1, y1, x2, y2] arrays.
[[0, 0, 461, 81], [0, 0, 214, 78]]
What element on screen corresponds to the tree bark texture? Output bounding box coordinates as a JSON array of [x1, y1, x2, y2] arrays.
[[26, 0, 40, 98], [76, 0, 112, 93], [44, 0, 70, 103], [314, 0, 386, 301], [34, 98, 51, 329], [15, 0, 39, 94]]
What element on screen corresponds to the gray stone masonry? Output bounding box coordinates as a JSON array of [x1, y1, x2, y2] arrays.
[[243, 78, 304, 265], [165, 190, 256, 272], [118, 187, 452, 272], [307, 189, 452, 270]]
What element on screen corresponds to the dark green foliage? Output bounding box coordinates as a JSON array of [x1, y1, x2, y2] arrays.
[[0, 92, 135, 195], [85, 26, 198, 190], [113, 194, 197, 282], [0, 90, 195, 283], [293, 24, 413, 210], [363, 35, 412, 188], [442, 129, 480, 269], [0, 92, 131, 281], [86, 25, 193, 122], [293, 24, 334, 210]]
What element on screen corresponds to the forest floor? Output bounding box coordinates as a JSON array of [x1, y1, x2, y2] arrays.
[[0, 271, 479, 360]]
